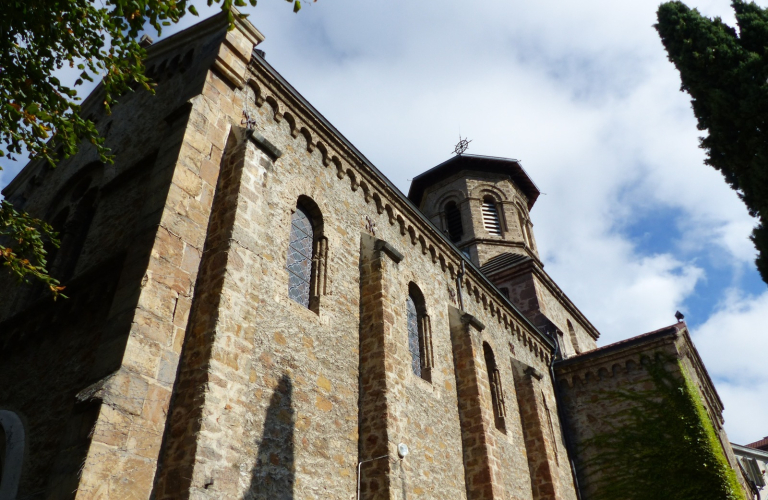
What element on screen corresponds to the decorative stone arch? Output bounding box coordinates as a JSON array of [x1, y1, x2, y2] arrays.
[[470, 185, 508, 203], [434, 189, 468, 209], [0, 410, 25, 500]]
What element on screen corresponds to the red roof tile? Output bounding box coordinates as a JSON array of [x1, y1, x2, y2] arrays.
[[747, 436, 768, 451]]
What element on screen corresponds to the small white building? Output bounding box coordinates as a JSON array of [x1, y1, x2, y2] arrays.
[[733, 438, 768, 500]]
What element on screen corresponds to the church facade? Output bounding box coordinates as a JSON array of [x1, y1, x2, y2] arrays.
[[0, 12, 749, 500]]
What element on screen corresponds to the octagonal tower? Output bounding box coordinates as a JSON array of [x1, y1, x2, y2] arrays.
[[408, 154, 541, 268]]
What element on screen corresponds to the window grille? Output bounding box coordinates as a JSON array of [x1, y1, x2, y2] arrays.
[[445, 201, 463, 242], [287, 207, 314, 307], [482, 198, 502, 236]]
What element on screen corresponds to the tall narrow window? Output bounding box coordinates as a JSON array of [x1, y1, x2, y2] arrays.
[[482, 197, 502, 236], [444, 201, 463, 243], [483, 342, 506, 431], [406, 283, 433, 381], [287, 206, 314, 307], [286, 198, 327, 312]]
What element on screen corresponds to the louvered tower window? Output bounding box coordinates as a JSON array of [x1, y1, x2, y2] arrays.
[[287, 206, 314, 307], [482, 197, 502, 236], [445, 201, 463, 243]]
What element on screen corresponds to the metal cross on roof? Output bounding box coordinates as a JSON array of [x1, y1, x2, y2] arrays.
[[453, 136, 472, 155]]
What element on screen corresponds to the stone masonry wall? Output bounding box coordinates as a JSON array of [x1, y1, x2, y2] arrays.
[[0, 15, 239, 500], [150, 24, 578, 498], [1, 13, 580, 500], [555, 327, 747, 499]]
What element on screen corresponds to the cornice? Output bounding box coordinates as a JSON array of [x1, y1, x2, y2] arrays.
[[486, 258, 600, 340], [554, 324, 725, 421], [246, 53, 556, 357]]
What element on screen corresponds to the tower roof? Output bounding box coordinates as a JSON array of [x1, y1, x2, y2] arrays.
[[407, 154, 540, 209]]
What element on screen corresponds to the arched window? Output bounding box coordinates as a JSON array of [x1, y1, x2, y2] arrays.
[[406, 283, 433, 381], [567, 319, 581, 354], [483, 342, 506, 431], [444, 201, 463, 243], [0, 411, 25, 500], [286, 198, 327, 312], [481, 197, 502, 236]]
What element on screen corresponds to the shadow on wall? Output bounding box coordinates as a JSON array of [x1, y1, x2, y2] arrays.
[[248, 373, 295, 500]]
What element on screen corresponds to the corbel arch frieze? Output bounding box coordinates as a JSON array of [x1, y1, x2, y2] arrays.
[[396, 215, 407, 236], [246, 78, 265, 107], [372, 193, 384, 214], [359, 180, 371, 202], [282, 111, 299, 138], [245, 67, 554, 365], [264, 95, 282, 123], [347, 168, 359, 191], [299, 127, 314, 153], [315, 141, 331, 167]]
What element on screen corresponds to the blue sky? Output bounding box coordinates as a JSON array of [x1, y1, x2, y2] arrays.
[[2, 0, 766, 444]]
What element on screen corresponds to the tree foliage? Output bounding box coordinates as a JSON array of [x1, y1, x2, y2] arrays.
[[656, 0, 768, 285], [0, 0, 304, 295]]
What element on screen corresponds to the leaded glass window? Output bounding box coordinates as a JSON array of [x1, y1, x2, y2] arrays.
[[287, 207, 314, 307], [407, 295, 422, 377]]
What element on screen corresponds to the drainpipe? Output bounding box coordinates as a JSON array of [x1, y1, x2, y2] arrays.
[[356, 455, 390, 500], [456, 260, 466, 311], [548, 326, 584, 500]]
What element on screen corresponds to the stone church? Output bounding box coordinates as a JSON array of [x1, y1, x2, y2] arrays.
[[0, 11, 750, 500]]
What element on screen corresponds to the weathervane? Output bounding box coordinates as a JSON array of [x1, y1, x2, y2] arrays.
[[453, 136, 472, 155]]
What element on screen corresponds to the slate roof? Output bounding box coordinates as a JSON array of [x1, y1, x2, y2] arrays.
[[479, 252, 532, 276], [407, 154, 540, 209]]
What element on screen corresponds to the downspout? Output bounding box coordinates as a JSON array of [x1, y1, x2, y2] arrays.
[[547, 326, 584, 500], [456, 260, 466, 311]]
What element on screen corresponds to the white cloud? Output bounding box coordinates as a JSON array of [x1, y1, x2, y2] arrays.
[[691, 290, 768, 444], [2, 0, 765, 444]]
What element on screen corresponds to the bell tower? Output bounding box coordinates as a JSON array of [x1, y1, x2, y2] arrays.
[[408, 154, 541, 268]]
